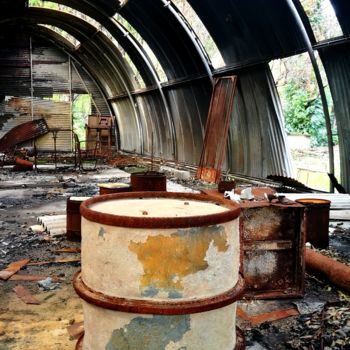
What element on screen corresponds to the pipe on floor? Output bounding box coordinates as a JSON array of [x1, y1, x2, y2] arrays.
[[305, 248, 350, 293]]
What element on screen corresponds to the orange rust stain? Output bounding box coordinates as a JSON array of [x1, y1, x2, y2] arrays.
[[129, 226, 228, 293]]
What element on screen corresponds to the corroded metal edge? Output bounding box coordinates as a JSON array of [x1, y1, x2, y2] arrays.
[[73, 271, 245, 315], [295, 198, 331, 207], [234, 327, 246, 350], [75, 333, 84, 350], [76, 327, 245, 350], [99, 185, 132, 195], [80, 191, 241, 229]]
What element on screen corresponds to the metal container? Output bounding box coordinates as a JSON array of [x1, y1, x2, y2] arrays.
[[74, 192, 244, 350], [130, 171, 167, 191], [66, 197, 90, 241], [98, 182, 132, 195], [296, 198, 331, 249], [240, 201, 305, 299]]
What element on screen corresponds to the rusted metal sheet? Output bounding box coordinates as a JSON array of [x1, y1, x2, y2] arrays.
[[197, 76, 237, 183], [0, 259, 30, 280], [13, 285, 40, 305], [237, 306, 299, 326], [0, 119, 48, 152]]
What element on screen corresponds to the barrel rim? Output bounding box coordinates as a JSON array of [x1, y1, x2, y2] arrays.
[[80, 192, 241, 228], [73, 271, 245, 315], [295, 198, 331, 206], [130, 171, 166, 179]]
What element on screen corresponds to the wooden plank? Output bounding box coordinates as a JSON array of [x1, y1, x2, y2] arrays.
[[0, 259, 30, 280], [13, 285, 40, 305], [55, 248, 81, 253], [27, 258, 80, 266], [9, 275, 61, 282]]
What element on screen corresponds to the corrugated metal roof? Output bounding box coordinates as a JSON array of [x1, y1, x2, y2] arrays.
[[119, 0, 209, 80], [188, 0, 315, 68], [1, 0, 346, 182]]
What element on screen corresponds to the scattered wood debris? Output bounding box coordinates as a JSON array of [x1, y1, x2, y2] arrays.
[[13, 285, 40, 305], [0, 259, 30, 280]]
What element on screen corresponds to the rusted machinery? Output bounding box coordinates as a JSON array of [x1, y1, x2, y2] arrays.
[[74, 192, 245, 350], [203, 189, 305, 299]]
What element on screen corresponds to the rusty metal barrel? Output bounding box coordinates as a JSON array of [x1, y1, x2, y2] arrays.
[[130, 171, 167, 191], [74, 192, 244, 350], [98, 182, 132, 195], [296, 198, 331, 249], [66, 197, 90, 241]]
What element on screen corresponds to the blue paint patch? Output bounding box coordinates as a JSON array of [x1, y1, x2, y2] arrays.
[[176, 225, 224, 237], [141, 285, 183, 299], [168, 290, 183, 299], [105, 315, 190, 350], [98, 227, 106, 239], [142, 285, 159, 298]]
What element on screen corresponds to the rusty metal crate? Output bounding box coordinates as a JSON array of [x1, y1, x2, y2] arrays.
[[202, 189, 305, 299], [240, 201, 305, 299]]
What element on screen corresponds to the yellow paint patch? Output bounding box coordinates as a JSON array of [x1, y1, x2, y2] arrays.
[[129, 226, 228, 294]]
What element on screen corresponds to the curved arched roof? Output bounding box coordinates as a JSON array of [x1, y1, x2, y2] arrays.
[[0, 0, 349, 191]]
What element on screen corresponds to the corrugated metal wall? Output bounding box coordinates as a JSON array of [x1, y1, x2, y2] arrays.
[[226, 65, 293, 178], [320, 43, 350, 192], [0, 30, 111, 152]]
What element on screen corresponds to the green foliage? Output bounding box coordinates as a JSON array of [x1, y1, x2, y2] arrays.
[[282, 81, 337, 147], [72, 94, 91, 148]]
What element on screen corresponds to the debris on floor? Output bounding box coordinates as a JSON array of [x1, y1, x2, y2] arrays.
[[0, 163, 349, 350]]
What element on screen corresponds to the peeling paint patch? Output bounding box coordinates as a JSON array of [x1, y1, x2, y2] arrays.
[[128, 226, 228, 297], [105, 315, 190, 350], [98, 227, 106, 240]]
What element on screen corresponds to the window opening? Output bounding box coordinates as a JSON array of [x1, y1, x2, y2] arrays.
[[114, 14, 168, 82], [30, 1, 145, 88], [38, 24, 80, 47], [299, 0, 343, 42], [270, 53, 339, 191], [72, 94, 92, 149], [171, 0, 224, 68]]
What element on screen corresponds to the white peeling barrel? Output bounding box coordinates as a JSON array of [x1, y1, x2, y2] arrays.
[[74, 192, 244, 350]]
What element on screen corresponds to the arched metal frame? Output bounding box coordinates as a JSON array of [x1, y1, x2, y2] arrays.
[[0, 0, 348, 185]]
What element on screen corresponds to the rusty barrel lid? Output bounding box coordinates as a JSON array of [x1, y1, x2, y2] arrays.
[[295, 198, 331, 207], [80, 191, 241, 229]]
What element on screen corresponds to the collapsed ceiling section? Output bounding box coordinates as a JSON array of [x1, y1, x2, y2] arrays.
[[0, 0, 349, 190]]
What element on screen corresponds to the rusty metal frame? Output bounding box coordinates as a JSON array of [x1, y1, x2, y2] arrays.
[[73, 271, 245, 315]]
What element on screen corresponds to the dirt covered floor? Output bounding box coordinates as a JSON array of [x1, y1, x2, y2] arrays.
[[0, 164, 349, 350]]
